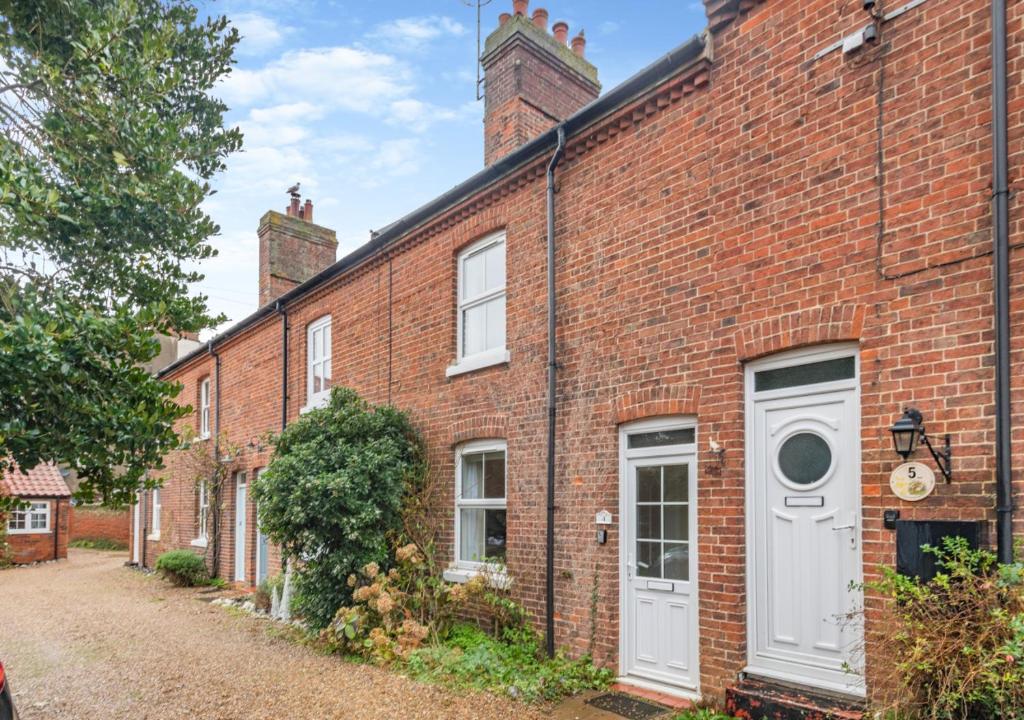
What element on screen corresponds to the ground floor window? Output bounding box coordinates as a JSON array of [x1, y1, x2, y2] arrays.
[[196, 480, 209, 542], [7, 500, 50, 533], [455, 440, 507, 566]]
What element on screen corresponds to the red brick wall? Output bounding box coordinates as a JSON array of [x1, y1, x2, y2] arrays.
[[136, 0, 1024, 702], [5, 499, 70, 563], [69, 505, 129, 545]]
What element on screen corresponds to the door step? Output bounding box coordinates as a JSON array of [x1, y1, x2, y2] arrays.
[[725, 677, 865, 720]]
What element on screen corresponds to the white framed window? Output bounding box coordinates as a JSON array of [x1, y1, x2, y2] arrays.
[[306, 316, 332, 409], [192, 480, 209, 547], [7, 500, 50, 534], [447, 232, 508, 377], [148, 488, 161, 540], [199, 377, 211, 439], [452, 440, 507, 571]]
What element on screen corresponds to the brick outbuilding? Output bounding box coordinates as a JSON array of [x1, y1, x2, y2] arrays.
[[2, 463, 71, 564], [133, 0, 1024, 710]]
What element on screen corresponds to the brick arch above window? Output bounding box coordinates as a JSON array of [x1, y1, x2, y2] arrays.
[[450, 415, 509, 447], [734, 304, 867, 363], [614, 385, 701, 426]]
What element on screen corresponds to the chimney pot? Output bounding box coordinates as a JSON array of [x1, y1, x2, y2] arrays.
[[552, 21, 569, 44], [513, 0, 528, 16], [571, 30, 586, 57], [499, 11, 511, 26], [532, 8, 549, 30], [303, 199, 313, 223], [288, 196, 300, 216]]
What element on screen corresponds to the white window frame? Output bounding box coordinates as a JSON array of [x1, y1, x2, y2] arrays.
[[6, 499, 51, 535], [447, 232, 510, 377], [305, 315, 332, 411], [199, 377, 211, 439], [148, 487, 161, 541], [191, 480, 209, 548], [444, 439, 510, 585]]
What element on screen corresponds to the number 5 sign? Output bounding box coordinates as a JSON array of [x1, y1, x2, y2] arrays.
[[890, 461, 936, 502]]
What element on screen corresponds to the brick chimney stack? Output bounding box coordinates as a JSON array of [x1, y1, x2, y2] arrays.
[[482, 2, 600, 166], [258, 193, 338, 306]]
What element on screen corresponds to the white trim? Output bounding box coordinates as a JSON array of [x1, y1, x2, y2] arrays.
[[234, 471, 248, 583], [306, 315, 332, 409], [442, 566, 512, 590], [618, 416, 701, 696], [6, 499, 51, 534], [193, 479, 209, 546], [148, 487, 161, 540], [254, 468, 269, 585], [452, 231, 507, 375], [453, 438, 507, 571], [743, 342, 865, 698], [199, 377, 211, 439], [132, 494, 141, 563]]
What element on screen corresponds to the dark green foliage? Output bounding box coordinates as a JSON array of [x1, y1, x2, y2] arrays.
[[155, 549, 209, 587], [404, 623, 614, 703], [252, 388, 425, 630], [68, 537, 128, 551], [0, 0, 242, 508], [869, 537, 1024, 719]]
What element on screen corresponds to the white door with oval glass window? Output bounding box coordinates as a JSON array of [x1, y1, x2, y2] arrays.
[[746, 346, 864, 696], [619, 420, 699, 695]]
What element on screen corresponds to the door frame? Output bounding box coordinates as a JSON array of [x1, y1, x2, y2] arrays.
[[234, 472, 247, 583], [132, 492, 141, 564], [618, 415, 700, 698], [743, 342, 864, 695]]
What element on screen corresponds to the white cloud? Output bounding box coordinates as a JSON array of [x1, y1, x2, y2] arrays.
[[369, 138, 423, 179], [219, 46, 412, 111], [231, 12, 292, 56], [368, 16, 467, 51]]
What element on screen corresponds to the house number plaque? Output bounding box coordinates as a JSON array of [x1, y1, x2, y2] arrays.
[[890, 462, 935, 502]]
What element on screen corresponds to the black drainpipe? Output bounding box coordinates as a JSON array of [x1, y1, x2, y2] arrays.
[[991, 0, 1014, 564], [545, 125, 567, 658], [276, 301, 289, 432], [208, 341, 222, 577]]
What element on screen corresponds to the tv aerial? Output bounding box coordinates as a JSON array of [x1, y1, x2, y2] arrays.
[[461, 0, 495, 101]]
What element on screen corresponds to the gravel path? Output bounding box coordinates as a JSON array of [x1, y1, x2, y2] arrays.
[[0, 550, 546, 720]]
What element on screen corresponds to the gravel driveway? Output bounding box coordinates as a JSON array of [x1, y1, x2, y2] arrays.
[[0, 550, 546, 720]]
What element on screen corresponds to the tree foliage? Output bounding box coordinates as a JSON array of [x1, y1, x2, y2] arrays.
[[252, 388, 426, 631], [0, 0, 241, 506]]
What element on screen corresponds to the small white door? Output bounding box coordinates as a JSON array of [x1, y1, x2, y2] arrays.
[[254, 469, 269, 585], [746, 346, 864, 696], [132, 493, 141, 564], [620, 420, 699, 694], [234, 473, 247, 583]]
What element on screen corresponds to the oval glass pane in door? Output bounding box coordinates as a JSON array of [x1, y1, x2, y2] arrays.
[[778, 432, 832, 487]]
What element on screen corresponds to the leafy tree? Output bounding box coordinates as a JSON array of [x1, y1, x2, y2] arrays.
[[252, 388, 426, 630], [0, 0, 241, 506]]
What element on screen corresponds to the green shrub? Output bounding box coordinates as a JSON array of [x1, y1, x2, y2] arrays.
[[155, 549, 209, 587], [404, 623, 613, 703], [252, 387, 425, 630], [69, 537, 128, 551], [869, 537, 1024, 719]]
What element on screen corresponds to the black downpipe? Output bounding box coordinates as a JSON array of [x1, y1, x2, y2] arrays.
[[992, 0, 1014, 564], [545, 125, 567, 659], [276, 301, 289, 432], [208, 341, 222, 577]]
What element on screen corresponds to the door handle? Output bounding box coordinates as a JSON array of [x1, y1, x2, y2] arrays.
[[627, 554, 635, 580], [831, 523, 855, 531], [831, 513, 858, 549]]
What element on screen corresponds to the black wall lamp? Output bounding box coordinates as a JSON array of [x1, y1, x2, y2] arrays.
[[890, 408, 953, 483]]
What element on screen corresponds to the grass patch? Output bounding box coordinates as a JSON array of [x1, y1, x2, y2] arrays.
[[673, 711, 735, 720], [69, 538, 128, 551], [403, 623, 613, 703]]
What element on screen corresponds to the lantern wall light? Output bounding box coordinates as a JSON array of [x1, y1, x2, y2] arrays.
[[890, 407, 953, 483]]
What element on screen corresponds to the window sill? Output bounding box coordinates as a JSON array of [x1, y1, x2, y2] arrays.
[[300, 394, 330, 415], [147, 533, 161, 542], [443, 565, 512, 590], [190, 537, 208, 548], [6, 529, 51, 536], [446, 349, 510, 378]]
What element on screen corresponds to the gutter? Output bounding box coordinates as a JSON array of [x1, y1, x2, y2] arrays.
[[276, 301, 288, 432], [545, 125, 567, 659], [991, 0, 1014, 564], [208, 341, 222, 577], [158, 32, 708, 380]]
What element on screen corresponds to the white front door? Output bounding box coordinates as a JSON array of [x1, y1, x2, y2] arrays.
[[746, 345, 864, 696], [234, 473, 247, 583], [620, 419, 699, 695], [132, 493, 141, 564]]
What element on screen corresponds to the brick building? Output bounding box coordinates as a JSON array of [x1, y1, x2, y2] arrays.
[[132, 0, 1023, 709], [2, 463, 71, 564]]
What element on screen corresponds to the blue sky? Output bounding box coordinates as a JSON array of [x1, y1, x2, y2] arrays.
[[194, 0, 708, 335]]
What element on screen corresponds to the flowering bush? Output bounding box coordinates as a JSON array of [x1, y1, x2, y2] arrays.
[[869, 537, 1024, 719]]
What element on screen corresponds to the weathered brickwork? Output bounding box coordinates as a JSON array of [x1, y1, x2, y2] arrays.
[[69, 505, 129, 546], [5, 498, 70, 563], [134, 0, 1024, 704]]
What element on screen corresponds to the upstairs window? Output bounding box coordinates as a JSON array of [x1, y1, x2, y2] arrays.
[[199, 377, 211, 439], [307, 316, 332, 408], [449, 232, 506, 376], [7, 500, 50, 534]]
